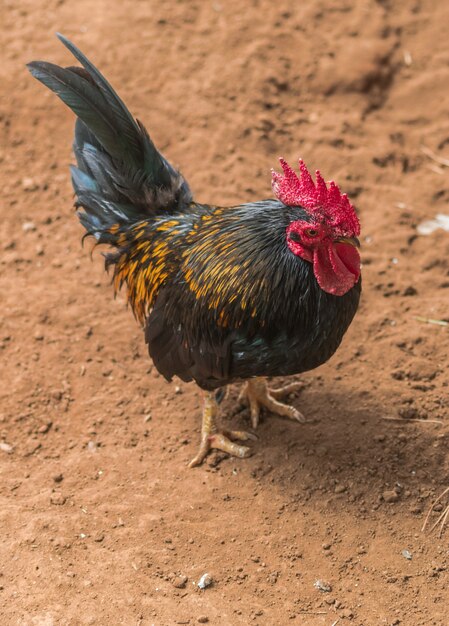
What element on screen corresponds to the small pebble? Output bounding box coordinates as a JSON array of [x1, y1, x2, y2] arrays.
[[172, 575, 188, 589], [22, 178, 39, 192], [383, 490, 399, 503], [314, 579, 332, 592], [50, 492, 66, 505], [398, 407, 419, 420], [197, 573, 213, 589], [38, 422, 52, 434], [22, 220, 37, 232], [197, 617, 209, 624], [0, 442, 13, 454], [402, 549, 412, 560], [334, 484, 346, 494]]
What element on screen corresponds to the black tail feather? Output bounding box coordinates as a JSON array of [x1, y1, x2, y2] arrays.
[[27, 61, 126, 161], [27, 34, 192, 240], [56, 33, 171, 185]]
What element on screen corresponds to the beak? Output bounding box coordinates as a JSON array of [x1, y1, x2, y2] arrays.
[[335, 236, 360, 248]]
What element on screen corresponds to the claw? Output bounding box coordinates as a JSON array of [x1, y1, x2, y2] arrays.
[[240, 378, 306, 428], [189, 391, 256, 467], [222, 429, 258, 442], [189, 432, 252, 468], [269, 381, 304, 400]]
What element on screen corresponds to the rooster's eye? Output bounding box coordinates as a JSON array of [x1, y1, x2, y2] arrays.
[[305, 228, 318, 237], [288, 232, 302, 243]]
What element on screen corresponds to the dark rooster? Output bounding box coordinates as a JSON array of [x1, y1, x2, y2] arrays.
[[28, 35, 361, 466]]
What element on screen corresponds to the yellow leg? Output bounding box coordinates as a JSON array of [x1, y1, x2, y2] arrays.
[[239, 378, 305, 429], [189, 391, 256, 468]]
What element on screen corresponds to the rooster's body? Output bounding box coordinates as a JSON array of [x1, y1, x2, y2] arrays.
[[104, 201, 359, 391], [28, 35, 361, 466]]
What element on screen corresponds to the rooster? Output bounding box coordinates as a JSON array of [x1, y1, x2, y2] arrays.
[[28, 35, 361, 467]]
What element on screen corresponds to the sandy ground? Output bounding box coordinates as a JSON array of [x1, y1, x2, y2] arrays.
[[1, 0, 449, 624]]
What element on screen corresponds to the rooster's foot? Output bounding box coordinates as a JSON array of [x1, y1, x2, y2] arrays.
[[189, 391, 257, 467], [239, 378, 305, 429]]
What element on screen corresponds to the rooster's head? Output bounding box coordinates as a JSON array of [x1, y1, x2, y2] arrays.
[[272, 158, 361, 296]]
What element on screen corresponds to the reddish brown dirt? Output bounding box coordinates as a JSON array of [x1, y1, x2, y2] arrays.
[[1, 1, 449, 624]]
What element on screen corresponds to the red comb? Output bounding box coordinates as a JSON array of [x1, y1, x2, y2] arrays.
[[271, 158, 360, 237]]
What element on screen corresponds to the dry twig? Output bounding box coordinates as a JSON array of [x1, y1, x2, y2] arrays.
[[420, 144, 449, 167], [425, 164, 445, 175], [414, 316, 449, 327], [381, 417, 443, 425], [422, 486, 449, 537]]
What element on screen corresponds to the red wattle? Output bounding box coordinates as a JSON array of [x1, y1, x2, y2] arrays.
[[313, 243, 360, 296]]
